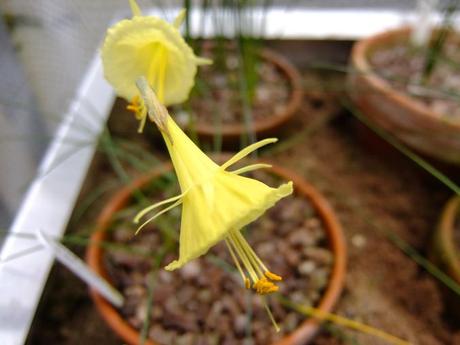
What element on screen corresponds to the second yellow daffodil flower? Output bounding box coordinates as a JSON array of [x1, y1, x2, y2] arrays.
[[101, 0, 210, 132]]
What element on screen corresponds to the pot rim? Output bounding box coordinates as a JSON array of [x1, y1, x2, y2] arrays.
[[86, 161, 347, 345], [192, 48, 303, 138], [436, 196, 460, 283], [350, 26, 460, 131]]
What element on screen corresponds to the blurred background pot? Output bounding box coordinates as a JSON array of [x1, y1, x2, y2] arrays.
[[348, 27, 460, 165], [184, 48, 303, 147], [431, 196, 460, 320], [432, 196, 460, 284], [86, 160, 346, 345]]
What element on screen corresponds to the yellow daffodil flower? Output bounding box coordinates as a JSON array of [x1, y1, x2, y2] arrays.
[[133, 77, 293, 305], [101, 0, 211, 132]]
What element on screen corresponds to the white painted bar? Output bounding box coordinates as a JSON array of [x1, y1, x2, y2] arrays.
[[0, 54, 115, 345]]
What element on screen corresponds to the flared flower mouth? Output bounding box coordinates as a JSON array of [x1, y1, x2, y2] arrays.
[[163, 165, 293, 271]]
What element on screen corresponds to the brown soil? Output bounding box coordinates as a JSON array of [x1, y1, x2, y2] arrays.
[[370, 33, 460, 120], [106, 187, 331, 344], [26, 50, 460, 345], [172, 50, 289, 126]]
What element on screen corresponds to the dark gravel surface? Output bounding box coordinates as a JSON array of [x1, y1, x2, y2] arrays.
[[106, 180, 332, 344]]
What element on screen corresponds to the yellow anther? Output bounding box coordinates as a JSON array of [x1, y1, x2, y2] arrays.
[[126, 94, 148, 132], [253, 278, 279, 295], [244, 278, 251, 289], [127, 95, 145, 119], [225, 230, 283, 297], [127, 95, 140, 108], [265, 271, 283, 282]]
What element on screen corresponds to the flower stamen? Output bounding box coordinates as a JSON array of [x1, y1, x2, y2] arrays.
[[232, 230, 265, 278], [265, 271, 282, 281], [225, 238, 249, 288], [225, 230, 282, 295], [126, 95, 148, 132], [227, 231, 259, 284], [225, 231, 281, 331]]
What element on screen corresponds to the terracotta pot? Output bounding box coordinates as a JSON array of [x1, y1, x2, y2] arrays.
[[86, 161, 346, 345], [192, 48, 303, 144], [348, 27, 460, 165], [432, 196, 460, 283], [430, 196, 460, 320]]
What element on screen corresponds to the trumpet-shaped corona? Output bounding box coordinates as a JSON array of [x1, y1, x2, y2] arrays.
[[132, 77, 293, 303], [101, 0, 211, 132]]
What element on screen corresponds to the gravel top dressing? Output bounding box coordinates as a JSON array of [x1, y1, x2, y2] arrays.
[[106, 182, 333, 344], [370, 35, 460, 120]]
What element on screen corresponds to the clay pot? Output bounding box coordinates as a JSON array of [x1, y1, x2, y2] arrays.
[[348, 27, 460, 165], [86, 161, 346, 345], [431, 196, 460, 319], [432, 196, 460, 283], [191, 48, 303, 145]]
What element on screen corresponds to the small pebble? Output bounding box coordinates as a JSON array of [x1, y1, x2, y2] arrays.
[[303, 247, 333, 265], [234, 314, 248, 335], [298, 260, 316, 275], [181, 260, 201, 279], [288, 229, 315, 247], [351, 234, 367, 248], [149, 325, 176, 344]]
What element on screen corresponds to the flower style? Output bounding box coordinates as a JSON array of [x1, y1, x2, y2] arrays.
[[101, 0, 211, 132], [133, 77, 293, 299]]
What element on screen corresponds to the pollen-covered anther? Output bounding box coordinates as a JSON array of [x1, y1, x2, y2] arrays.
[[244, 278, 251, 289], [126, 95, 145, 119], [253, 278, 280, 295], [265, 271, 283, 282]]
